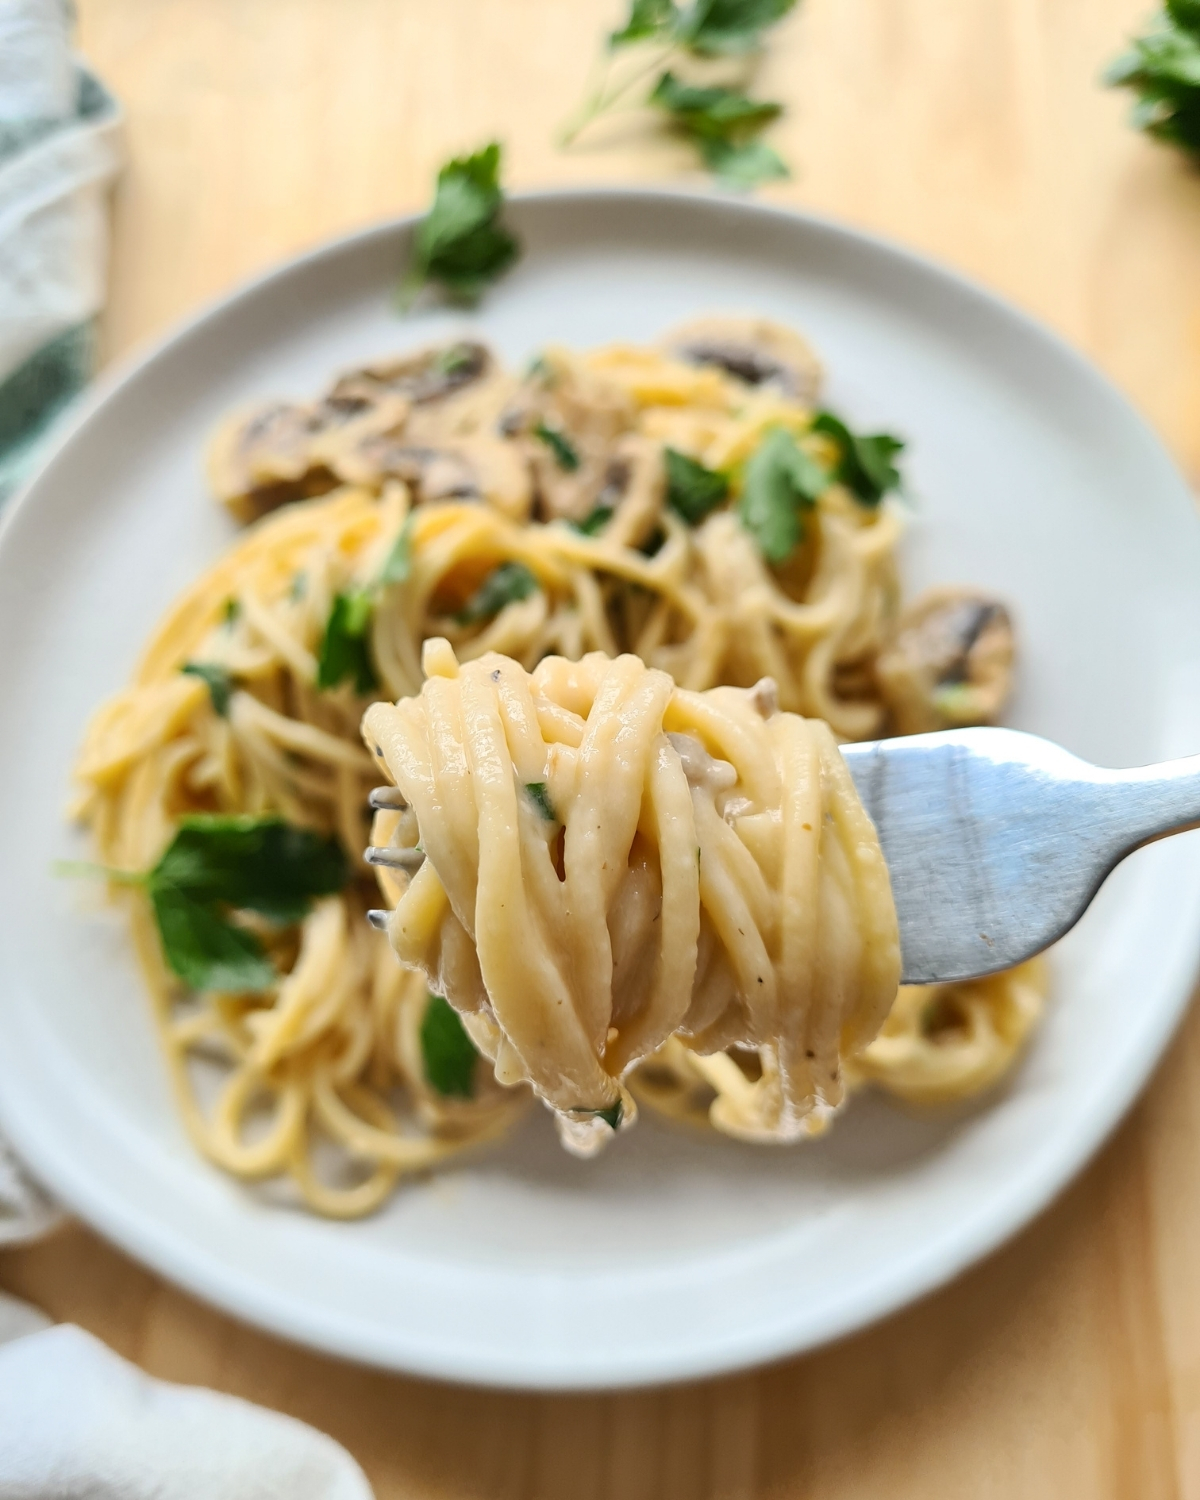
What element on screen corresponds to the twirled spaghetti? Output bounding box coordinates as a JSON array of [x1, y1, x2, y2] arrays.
[[70, 317, 1045, 1216], [364, 643, 900, 1153]]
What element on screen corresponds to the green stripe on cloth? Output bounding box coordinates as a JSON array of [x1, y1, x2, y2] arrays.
[[0, 320, 96, 503]]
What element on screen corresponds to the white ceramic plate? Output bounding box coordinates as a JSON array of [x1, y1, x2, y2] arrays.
[[2, 190, 1200, 1390]]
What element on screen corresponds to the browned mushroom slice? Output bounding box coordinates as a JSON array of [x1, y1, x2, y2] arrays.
[[207, 342, 500, 524], [452, 435, 532, 521], [328, 436, 477, 499], [207, 392, 398, 522], [331, 340, 494, 407], [660, 316, 823, 404], [501, 348, 637, 524], [875, 588, 1015, 736], [324, 426, 532, 519]]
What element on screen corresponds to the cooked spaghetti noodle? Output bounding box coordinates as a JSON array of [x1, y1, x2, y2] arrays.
[[364, 643, 900, 1153], [70, 317, 1044, 1215]]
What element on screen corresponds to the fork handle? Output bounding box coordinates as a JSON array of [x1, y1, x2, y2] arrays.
[[1096, 755, 1200, 855]]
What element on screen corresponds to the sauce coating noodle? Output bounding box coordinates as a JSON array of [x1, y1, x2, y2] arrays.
[[364, 643, 900, 1153]]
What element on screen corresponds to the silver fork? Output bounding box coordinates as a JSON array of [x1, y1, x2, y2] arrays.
[[842, 727, 1200, 984], [363, 730, 1200, 984]]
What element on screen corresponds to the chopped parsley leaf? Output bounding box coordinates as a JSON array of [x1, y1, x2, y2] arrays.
[[533, 420, 581, 471], [574, 504, 614, 536], [181, 662, 234, 717], [811, 410, 905, 507], [420, 993, 478, 1097], [435, 342, 478, 377], [664, 447, 729, 524], [380, 512, 415, 586], [525, 782, 557, 821], [63, 816, 349, 994], [454, 561, 539, 625], [317, 589, 379, 694], [738, 427, 828, 563]]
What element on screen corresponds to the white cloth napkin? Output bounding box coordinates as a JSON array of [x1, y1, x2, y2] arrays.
[[0, 0, 122, 503], [0, 1296, 376, 1499], [0, 1139, 62, 1246]]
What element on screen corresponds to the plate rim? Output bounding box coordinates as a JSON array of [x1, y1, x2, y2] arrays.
[[1, 185, 1198, 1390]]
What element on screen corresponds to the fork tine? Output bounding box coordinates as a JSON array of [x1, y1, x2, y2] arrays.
[[369, 785, 408, 811], [365, 845, 425, 872]]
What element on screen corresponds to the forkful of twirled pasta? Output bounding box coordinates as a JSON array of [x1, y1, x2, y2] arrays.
[[362, 640, 1200, 1155]]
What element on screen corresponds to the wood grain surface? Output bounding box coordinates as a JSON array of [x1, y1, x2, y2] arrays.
[[5, 1, 1200, 1494]]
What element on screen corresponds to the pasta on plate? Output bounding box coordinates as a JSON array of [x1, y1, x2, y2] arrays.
[[71, 315, 1046, 1217]]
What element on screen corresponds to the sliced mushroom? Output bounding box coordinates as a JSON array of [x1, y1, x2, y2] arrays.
[[207, 340, 512, 522], [875, 588, 1015, 735], [332, 339, 493, 406], [321, 426, 532, 518], [207, 391, 409, 522], [327, 436, 476, 498], [453, 435, 532, 521], [334, 338, 516, 448], [501, 346, 637, 524], [661, 316, 823, 405]]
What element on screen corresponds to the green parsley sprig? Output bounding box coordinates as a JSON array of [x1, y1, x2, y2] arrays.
[[316, 513, 414, 695], [1106, 1, 1200, 159], [59, 816, 349, 994], [397, 142, 521, 309], [611, 0, 795, 52], [559, 0, 796, 187], [738, 428, 826, 562], [453, 561, 540, 626], [317, 590, 379, 695], [811, 411, 905, 508], [664, 447, 730, 524], [573, 504, 615, 536], [649, 72, 787, 185], [738, 413, 905, 564]]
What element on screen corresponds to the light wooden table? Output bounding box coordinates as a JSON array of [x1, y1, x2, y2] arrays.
[[5, 1, 1200, 1494]]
